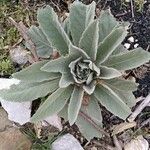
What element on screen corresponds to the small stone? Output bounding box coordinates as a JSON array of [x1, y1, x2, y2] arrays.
[[128, 36, 134, 43], [124, 43, 130, 49], [134, 43, 139, 48], [91, 147, 97, 150], [42, 114, 62, 131], [10, 46, 29, 65], [125, 0, 130, 2], [124, 135, 149, 150], [51, 133, 84, 150]]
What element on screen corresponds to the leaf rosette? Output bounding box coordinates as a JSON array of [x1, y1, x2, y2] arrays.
[[0, 1, 150, 140]]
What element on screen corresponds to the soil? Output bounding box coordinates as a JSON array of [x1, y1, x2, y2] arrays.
[[0, 0, 150, 149]]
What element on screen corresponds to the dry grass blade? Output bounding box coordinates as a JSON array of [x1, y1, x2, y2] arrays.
[[128, 94, 150, 122], [8, 17, 39, 62], [112, 121, 136, 135]]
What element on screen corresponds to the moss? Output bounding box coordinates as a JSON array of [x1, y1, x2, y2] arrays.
[[0, 53, 15, 76], [0, 2, 35, 76]]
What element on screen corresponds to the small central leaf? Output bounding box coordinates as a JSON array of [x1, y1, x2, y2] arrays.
[[69, 57, 100, 94]]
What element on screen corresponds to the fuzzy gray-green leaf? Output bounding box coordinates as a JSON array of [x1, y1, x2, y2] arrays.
[[98, 9, 118, 43], [81, 95, 102, 124], [96, 26, 128, 65], [112, 44, 128, 55], [41, 56, 72, 73], [68, 86, 84, 125], [102, 48, 150, 70], [59, 72, 74, 88], [94, 84, 131, 119], [79, 20, 99, 60], [69, 44, 90, 59], [37, 6, 71, 55], [0, 79, 59, 102], [104, 78, 138, 91], [28, 26, 53, 58], [69, 1, 96, 46], [12, 60, 60, 82], [76, 96, 102, 141], [99, 66, 122, 79], [31, 87, 73, 122], [104, 78, 137, 107]]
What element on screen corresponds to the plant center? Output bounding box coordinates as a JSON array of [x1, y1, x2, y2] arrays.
[[69, 57, 100, 85]]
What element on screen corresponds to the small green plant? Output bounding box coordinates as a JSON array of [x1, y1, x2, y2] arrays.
[[0, 54, 14, 76], [135, 0, 145, 11], [0, 1, 150, 140], [21, 127, 61, 150]]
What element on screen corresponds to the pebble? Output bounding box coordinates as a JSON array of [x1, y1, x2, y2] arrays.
[[10, 46, 29, 65], [124, 43, 130, 49], [52, 133, 84, 150]]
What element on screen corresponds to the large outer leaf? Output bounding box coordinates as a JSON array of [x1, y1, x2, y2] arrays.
[[79, 20, 99, 60], [99, 66, 122, 79], [0, 79, 59, 102], [104, 78, 138, 91], [68, 86, 84, 125], [37, 6, 71, 55], [96, 26, 128, 65], [102, 48, 150, 70], [112, 44, 128, 55], [104, 78, 137, 107], [41, 56, 72, 73], [12, 60, 60, 82], [31, 87, 73, 122], [98, 9, 118, 43], [69, 1, 96, 46], [81, 95, 102, 124], [94, 84, 131, 119], [76, 96, 102, 141], [28, 26, 53, 58]]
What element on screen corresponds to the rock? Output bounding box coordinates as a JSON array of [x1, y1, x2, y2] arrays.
[[0, 108, 32, 150], [0, 78, 20, 90], [124, 43, 130, 49], [0, 78, 31, 125], [51, 133, 84, 150], [134, 43, 139, 48], [10, 46, 29, 65], [1, 100, 31, 125], [124, 135, 149, 150], [128, 36, 134, 43], [42, 114, 62, 131], [0, 127, 32, 150], [0, 108, 12, 131]]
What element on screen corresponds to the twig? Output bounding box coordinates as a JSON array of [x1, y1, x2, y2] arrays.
[[79, 111, 110, 137], [146, 45, 150, 51], [128, 94, 150, 122], [130, 0, 135, 19], [8, 17, 39, 62], [113, 135, 122, 150], [141, 118, 150, 127], [92, 140, 115, 150]]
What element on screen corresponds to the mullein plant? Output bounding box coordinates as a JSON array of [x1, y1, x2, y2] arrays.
[[0, 1, 150, 140]]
